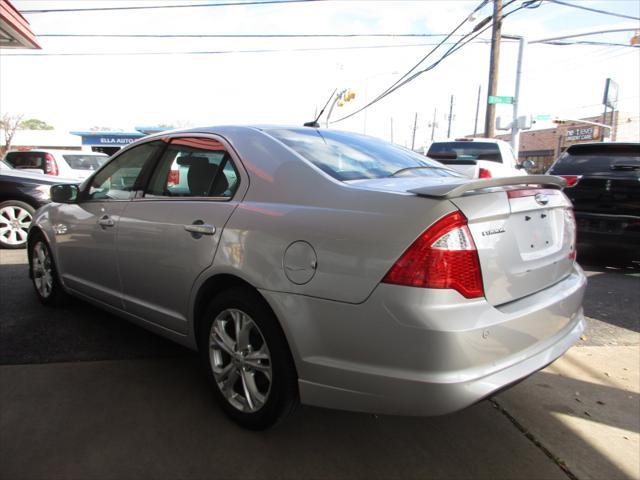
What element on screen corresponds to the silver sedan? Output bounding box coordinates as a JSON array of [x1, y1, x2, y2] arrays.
[[28, 126, 586, 429]]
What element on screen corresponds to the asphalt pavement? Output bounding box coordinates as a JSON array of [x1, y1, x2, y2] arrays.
[[1, 248, 638, 480]]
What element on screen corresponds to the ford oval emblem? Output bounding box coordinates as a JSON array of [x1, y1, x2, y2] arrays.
[[535, 193, 549, 206]]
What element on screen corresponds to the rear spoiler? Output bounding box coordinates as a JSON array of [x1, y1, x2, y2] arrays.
[[408, 175, 567, 199]]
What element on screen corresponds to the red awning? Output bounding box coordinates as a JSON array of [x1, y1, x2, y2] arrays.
[[0, 0, 40, 49]]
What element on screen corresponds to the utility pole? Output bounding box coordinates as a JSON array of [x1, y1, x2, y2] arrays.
[[473, 84, 481, 136], [447, 95, 454, 138], [484, 0, 503, 138], [431, 108, 437, 141], [390, 117, 394, 143], [411, 112, 418, 150]]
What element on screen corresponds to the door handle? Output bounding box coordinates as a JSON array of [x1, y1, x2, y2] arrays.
[[98, 215, 115, 227], [184, 223, 216, 236]]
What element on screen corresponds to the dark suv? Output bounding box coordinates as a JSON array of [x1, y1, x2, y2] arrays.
[[547, 142, 639, 258]]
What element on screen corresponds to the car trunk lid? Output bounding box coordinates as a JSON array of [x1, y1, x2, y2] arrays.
[[351, 175, 575, 305]]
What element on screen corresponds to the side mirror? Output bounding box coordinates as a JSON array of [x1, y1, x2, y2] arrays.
[[517, 159, 534, 170], [50, 184, 79, 203]]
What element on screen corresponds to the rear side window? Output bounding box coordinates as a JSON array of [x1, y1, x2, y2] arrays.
[[427, 142, 502, 163], [146, 137, 239, 198], [62, 154, 108, 171], [549, 145, 640, 175], [4, 151, 45, 170]]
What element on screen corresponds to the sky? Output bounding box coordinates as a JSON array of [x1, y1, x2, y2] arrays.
[[1, 0, 639, 148]]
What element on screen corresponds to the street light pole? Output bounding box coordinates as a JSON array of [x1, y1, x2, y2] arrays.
[[504, 34, 526, 157]]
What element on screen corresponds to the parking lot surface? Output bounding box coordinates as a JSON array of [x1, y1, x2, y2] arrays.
[[1, 249, 638, 480]]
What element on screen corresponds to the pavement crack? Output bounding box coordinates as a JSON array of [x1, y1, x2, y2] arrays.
[[490, 397, 580, 480]]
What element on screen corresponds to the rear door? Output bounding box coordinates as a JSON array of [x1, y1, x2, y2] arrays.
[[116, 135, 247, 334]]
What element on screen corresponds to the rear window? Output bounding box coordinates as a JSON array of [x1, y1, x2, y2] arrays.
[[266, 128, 461, 181], [549, 144, 640, 175], [62, 154, 108, 171], [427, 141, 502, 163], [4, 151, 45, 169]]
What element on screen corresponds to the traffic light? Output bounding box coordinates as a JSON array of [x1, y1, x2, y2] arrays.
[[552, 119, 568, 125], [336, 89, 356, 107]]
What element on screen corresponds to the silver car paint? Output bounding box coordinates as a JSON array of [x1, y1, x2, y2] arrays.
[[30, 125, 586, 416]]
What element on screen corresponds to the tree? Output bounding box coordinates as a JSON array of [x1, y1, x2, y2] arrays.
[[19, 118, 54, 130], [0, 113, 24, 155]]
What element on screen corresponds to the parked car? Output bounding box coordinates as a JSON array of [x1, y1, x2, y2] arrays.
[[3, 149, 109, 180], [425, 138, 529, 178], [0, 167, 76, 249], [547, 142, 640, 259], [28, 126, 586, 429]]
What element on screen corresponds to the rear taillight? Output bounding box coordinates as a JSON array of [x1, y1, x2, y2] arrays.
[[559, 175, 581, 187], [43, 153, 59, 176], [382, 211, 484, 299], [478, 168, 492, 178]]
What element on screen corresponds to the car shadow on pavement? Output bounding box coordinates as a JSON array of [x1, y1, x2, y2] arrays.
[[0, 261, 191, 365]]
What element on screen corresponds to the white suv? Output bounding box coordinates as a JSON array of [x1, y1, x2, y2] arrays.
[[425, 138, 528, 178], [3, 149, 109, 180]]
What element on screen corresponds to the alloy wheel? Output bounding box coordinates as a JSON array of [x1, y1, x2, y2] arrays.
[[0, 205, 32, 247], [209, 308, 272, 413], [32, 241, 53, 298]]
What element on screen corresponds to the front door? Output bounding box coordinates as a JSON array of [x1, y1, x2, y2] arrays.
[[116, 136, 246, 333], [54, 140, 165, 307]]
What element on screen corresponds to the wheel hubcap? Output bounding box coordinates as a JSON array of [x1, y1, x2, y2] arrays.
[[32, 241, 53, 298], [0, 206, 32, 246], [209, 308, 272, 413]]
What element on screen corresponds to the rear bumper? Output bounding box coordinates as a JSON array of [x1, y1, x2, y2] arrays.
[[261, 264, 587, 416]]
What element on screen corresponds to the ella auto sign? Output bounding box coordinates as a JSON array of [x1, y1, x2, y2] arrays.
[[81, 135, 143, 146], [566, 126, 600, 142]]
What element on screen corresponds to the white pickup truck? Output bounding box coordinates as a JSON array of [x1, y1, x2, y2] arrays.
[[425, 138, 530, 178]]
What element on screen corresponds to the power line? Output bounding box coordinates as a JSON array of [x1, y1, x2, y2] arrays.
[[36, 33, 458, 39], [331, 0, 526, 124], [328, 0, 493, 125], [0, 41, 487, 57], [20, 0, 326, 14], [531, 28, 640, 44], [546, 0, 640, 21]]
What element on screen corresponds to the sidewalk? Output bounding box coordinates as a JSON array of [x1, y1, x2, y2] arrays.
[[496, 345, 640, 480]]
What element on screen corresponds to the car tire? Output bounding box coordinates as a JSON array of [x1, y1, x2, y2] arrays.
[[0, 200, 35, 249], [28, 233, 70, 306], [199, 287, 299, 430]]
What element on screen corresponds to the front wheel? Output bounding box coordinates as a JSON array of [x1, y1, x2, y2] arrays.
[[29, 235, 69, 306], [0, 201, 34, 249], [199, 287, 299, 430]]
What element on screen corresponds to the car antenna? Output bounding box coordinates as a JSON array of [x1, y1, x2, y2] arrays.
[[304, 88, 337, 128]]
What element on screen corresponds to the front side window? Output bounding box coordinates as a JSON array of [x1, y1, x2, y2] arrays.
[[87, 141, 163, 201], [266, 128, 459, 181], [145, 137, 239, 198]]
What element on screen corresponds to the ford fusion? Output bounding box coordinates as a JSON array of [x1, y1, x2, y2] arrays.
[[28, 126, 586, 429]]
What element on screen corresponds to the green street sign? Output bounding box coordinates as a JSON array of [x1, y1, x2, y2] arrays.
[[488, 95, 514, 105], [535, 114, 552, 121]]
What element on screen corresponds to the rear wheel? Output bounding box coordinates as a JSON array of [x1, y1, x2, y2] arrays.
[[0, 201, 34, 249], [199, 287, 298, 430], [28, 234, 69, 306]]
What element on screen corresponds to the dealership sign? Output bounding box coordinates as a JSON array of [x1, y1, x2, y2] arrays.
[[566, 126, 600, 142], [81, 135, 143, 146]]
